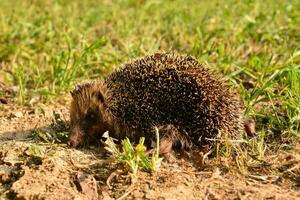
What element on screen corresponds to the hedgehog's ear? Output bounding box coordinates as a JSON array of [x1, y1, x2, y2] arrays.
[[93, 91, 105, 104], [71, 83, 85, 98], [71, 82, 93, 98], [70, 90, 75, 98]]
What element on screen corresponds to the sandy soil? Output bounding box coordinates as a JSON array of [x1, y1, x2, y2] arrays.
[[0, 95, 299, 199]]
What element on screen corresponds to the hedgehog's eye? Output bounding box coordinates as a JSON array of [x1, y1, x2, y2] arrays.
[[85, 112, 98, 122]]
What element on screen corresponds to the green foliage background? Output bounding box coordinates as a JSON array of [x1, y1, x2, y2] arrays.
[[0, 0, 299, 141]]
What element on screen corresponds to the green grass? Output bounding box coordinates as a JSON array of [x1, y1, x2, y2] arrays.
[[0, 0, 299, 149]]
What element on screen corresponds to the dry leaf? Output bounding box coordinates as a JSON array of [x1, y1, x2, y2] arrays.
[[77, 172, 98, 199]]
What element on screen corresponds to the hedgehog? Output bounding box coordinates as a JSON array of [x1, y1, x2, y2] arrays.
[[69, 53, 243, 152]]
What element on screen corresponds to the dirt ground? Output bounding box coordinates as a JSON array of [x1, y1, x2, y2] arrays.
[[0, 96, 299, 199]]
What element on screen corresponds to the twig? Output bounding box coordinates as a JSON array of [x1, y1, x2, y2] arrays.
[[116, 186, 135, 200], [106, 171, 118, 189], [202, 149, 214, 164]]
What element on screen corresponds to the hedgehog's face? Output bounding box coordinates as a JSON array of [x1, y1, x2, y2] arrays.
[[69, 82, 108, 148]]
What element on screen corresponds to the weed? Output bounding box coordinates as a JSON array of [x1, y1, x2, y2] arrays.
[[14, 65, 27, 105], [103, 130, 162, 174], [25, 144, 56, 165], [30, 111, 69, 144], [25, 144, 45, 158]]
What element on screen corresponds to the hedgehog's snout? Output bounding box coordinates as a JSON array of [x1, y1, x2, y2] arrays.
[[68, 139, 78, 148], [69, 127, 84, 148]]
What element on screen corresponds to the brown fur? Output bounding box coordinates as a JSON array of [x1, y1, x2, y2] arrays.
[[69, 53, 243, 151]]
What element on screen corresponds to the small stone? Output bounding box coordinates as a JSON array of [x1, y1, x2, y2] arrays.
[[13, 111, 23, 118], [29, 96, 40, 105], [244, 118, 256, 137], [0, 97, 8, 104], [0, 165, 13, 183], [10, 86, 19, 93]]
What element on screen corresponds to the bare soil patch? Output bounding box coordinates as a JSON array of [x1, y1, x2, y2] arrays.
[[0, 101, 299, 200]]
